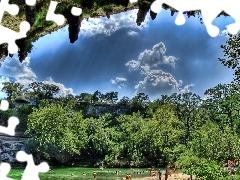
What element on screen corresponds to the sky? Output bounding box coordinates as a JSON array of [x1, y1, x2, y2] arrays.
[[0, 9, 236, 100]]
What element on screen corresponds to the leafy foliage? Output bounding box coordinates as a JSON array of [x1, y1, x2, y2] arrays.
[[26, 99, 88, 155]]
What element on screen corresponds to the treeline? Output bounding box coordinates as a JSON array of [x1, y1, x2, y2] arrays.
[[1, 81, 240, 179]]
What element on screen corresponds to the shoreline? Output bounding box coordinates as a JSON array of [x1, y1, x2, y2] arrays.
[[131, 173, 195, 180]]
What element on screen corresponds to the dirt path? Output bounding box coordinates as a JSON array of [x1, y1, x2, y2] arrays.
[[132, 173, 196, 180]]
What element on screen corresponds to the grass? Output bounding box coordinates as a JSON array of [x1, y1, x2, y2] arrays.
[[8, 167, 165, 180]]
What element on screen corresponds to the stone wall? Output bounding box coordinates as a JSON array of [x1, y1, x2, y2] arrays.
[[0, 140, 25, 163]]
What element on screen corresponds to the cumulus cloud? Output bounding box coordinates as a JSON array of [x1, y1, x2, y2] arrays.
[[42, 77, 75, 97], [111, 77, 127, 89], [0, 56, 75, 98], [80, 9, 150, 37], [126, 42, 178, 75], [135, 70, 183, 95], [179, 83, 194, 93], [0, 56, 36, 87], [124, 42, 194, 98], [218, 29, 229, 37], [127, 30, 139, 36]]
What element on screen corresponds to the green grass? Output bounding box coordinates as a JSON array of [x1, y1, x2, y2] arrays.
[[8, 167, 164, 180]]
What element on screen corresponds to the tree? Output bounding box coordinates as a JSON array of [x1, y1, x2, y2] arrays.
[[28, 82, 60, 100], [203, 83, 240, 133], [180, 155, 228, 180], [187, 120, 240, 164], [167, 92, 202, 144], [92, 90, 104, 104], [129, 93, 149, 114], [76, 93, 93, 103], [84, 113, 121, 166], [139, 104, 184, 166], [26, 99, 88, 155], [219, 34, 240, 81], [116, 112, 145, 167], [118, 96, 130, 107], [1, 82, 24, 100], [104, 92, 118, 104]]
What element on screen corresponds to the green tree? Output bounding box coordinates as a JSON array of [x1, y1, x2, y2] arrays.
[[219, 34, 240, 81], [104, 91, 118, 104], [167, 92, 202, 144], [188, 121, 240, 163], [203, 83, 240, 132], [28, 82, 60, 100], [1, 82, 24, 103], [26, 99, 88, 155], [116, 112, 145, 167]]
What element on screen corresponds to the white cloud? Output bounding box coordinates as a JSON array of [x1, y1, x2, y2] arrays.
[[218, 29, 229, 37], [127, 30, 139, 36], [111, 77, 127, 89], [80, 9, 150, 37], [0, 76, 10, 98], [0, 56, 36, 87], [124, 42, 194, 98], [126, 42, 178, 75], [135, 70, 183, 95], [0, 56, 75, 97], [42, 77, 75, 97], [179, 83, 194, 93]]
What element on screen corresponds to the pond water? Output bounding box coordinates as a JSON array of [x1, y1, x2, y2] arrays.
[[9, 167, 171, 180]]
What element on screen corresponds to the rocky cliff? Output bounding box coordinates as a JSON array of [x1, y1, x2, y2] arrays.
[[0, 132, 28, 163]]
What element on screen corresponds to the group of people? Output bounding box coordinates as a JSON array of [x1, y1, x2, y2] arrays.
[[125, 173, 132, 179], [82, 172, 97, 178], [148, 165, 177, 180], [223, 158, 239, 175]]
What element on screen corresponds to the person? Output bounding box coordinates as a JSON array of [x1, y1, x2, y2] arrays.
[[93, 172, 97, 178], [126, 173, 129, 179], [165, 170, 169, 180], [158, 169, 162, 180]]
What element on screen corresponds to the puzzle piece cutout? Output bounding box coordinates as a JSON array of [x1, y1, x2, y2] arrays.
[[46, 0, 82, 26], [16, 151, 50, 180], [0, 100, 19, 136], [0, 116, 19, 136], [0, 100, 49, 180], [0, 0, 82, 53], [131, 0, 240, 37], [0, 162, 13, 180], [0, 99, 9, 111], [0, 0, 36, 54]]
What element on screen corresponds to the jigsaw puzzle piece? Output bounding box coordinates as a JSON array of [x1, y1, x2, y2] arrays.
[[25, 0, 36, 6], [0, 100, 9, 111], [0, 0, 19, 21], [0, 116, 19, 136], [16, 151, 50, 180], [71, 7, 82, 16], [0, 21, 30, 54], [0, 162, 13, 180], [175, 12, 186, 25], [129, 0, 138, 3], [46, 1, 65, 26]]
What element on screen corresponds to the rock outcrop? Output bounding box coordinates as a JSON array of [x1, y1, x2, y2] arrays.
[[0, 139, 25, 163]]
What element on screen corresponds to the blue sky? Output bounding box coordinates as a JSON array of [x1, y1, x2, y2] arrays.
[[0, 9, 235, 100]]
